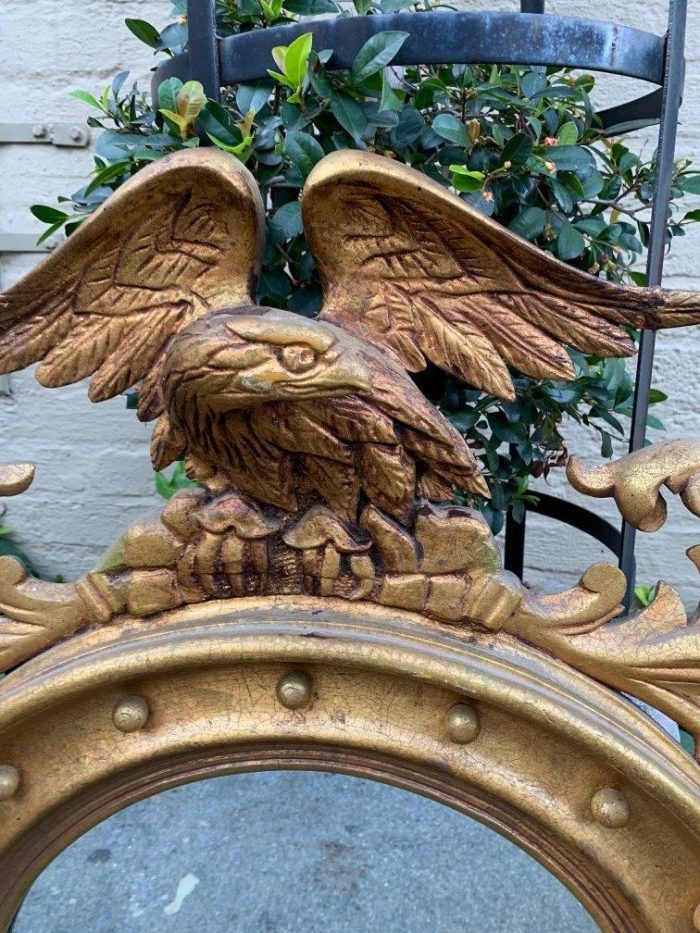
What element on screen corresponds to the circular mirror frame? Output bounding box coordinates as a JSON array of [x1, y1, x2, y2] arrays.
[[0, 598, 699, 932]]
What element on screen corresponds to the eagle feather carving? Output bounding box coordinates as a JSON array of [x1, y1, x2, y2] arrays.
[[2, 148, 699, 527]]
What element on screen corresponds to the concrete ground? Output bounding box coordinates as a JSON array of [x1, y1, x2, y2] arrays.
[[13, 771, 595, 933]]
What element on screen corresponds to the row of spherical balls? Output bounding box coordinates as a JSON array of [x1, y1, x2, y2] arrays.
[[2, 670, 694, 928], [0, 672, 632, 831]]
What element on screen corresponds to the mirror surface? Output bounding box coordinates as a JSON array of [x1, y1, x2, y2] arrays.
[[14, 771, 596, 932]]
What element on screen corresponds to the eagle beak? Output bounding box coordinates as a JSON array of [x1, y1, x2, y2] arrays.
[[312, 351, 372, 394]]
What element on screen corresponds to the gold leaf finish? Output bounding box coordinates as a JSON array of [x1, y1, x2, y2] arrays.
[[0, 556, 100, 671], [2, 149, 698, 515], [0, 602, 699, 932], [505, 574, 700, 749], [568, 438, 700, 531], [1, 149, 700, 929], [0, 151, 698, 742], [0, 464, 34, 498], [304, 151, 700, 401], [0, 149, 264, 420]]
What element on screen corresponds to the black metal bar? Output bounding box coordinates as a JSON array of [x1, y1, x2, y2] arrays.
[[214, 14, 664, 86], [153, 12, 667, 129], [187, 0, 220, 101], [528, 493, 624, 556], [504, 508, 526, 577], [505, 492, 633, 580], [152, 11, 668, 134], [598, 88, 664, 135], [619, 0, 688, 606], [521, 0, 544, 12], [600, 56, 684, 134]]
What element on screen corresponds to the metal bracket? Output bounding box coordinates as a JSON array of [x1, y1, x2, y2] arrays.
[[0, 234, 64, 253], [0, 123, 89, 148]]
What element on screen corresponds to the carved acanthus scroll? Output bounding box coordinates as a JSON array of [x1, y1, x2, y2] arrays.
[[568, 438, 700, 532]]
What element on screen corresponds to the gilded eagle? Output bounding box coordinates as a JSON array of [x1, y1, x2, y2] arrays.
[[1, 148, 698, 525]]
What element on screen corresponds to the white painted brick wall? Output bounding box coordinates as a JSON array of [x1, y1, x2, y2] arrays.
[[1, 0, 699, 604]]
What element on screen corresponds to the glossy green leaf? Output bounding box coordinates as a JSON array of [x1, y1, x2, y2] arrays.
[[509, 206, 547, 240], [176, 81, 206, 125], [432, 113, 469, 146], [158, 77, 183, 115], [328, 91, 368, 142], [160, 22, 188, 53], [198, 101, 243, 146], [285, 131, 325, 177], [449, 165, 485, 193], [267, 69, 293, 89], [550, 179, 574, 213], [236, 83, 273, 116], [679, 174, 700, 194], [160, 108, 188, 137], [500, 132, 532, 168], [546, 145, 596, 176], [349, 31, 409, 85], [648, 388, 668, 404], [555, 122, 578, 146], [646, 414, 665, 431], [208, 133, 254, 161], [390, 106, 423, 147], [30, 204, 69, 224], [379, 71, 404, 112], [556, 219, 586, 260], [71, 89, 103, 110], [125, 18, 162, 50], [283, 32, 313, 87], [270, 200, 303, 239], [522, 71, 547, 99]]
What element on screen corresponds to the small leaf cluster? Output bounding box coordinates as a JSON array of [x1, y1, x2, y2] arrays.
[[31, 4, 700, 530], [0, 522, 40, 578], [440, 353, 667, 531], [154, 461, 199, 500], [31, 70, 195, 241]]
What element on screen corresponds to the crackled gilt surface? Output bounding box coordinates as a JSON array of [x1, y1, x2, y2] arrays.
[[2, 0, 700, 599], [0, 137, 699, 749]]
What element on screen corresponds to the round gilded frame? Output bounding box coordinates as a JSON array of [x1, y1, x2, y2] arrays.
[[0, 599, 698, 932]]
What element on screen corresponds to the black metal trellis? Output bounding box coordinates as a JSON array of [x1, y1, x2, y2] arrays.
[[155, 0, 689, 606]]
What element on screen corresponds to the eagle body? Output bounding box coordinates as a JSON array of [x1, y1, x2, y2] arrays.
[[158, 307, 486, 524]]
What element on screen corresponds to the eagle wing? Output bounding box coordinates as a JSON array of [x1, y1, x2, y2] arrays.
[[302, 151, 700, 401], [0, 148, 264, 420]]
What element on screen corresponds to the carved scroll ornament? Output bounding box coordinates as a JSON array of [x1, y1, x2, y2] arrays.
[[1, 149, 700, 753]]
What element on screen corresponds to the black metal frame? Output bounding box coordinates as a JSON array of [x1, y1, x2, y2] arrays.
[[157, 0, 688, 605]]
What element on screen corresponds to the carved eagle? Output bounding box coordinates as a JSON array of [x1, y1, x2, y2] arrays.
[[1, 148, 698, 524]]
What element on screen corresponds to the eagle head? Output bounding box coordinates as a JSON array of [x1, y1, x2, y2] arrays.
[[170, 309, 372, 413]]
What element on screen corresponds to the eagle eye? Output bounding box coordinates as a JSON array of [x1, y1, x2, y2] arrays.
[[280, 344, 317, 374]]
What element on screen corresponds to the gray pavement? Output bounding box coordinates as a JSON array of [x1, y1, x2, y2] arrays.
[[14, 771, 596, 933]]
